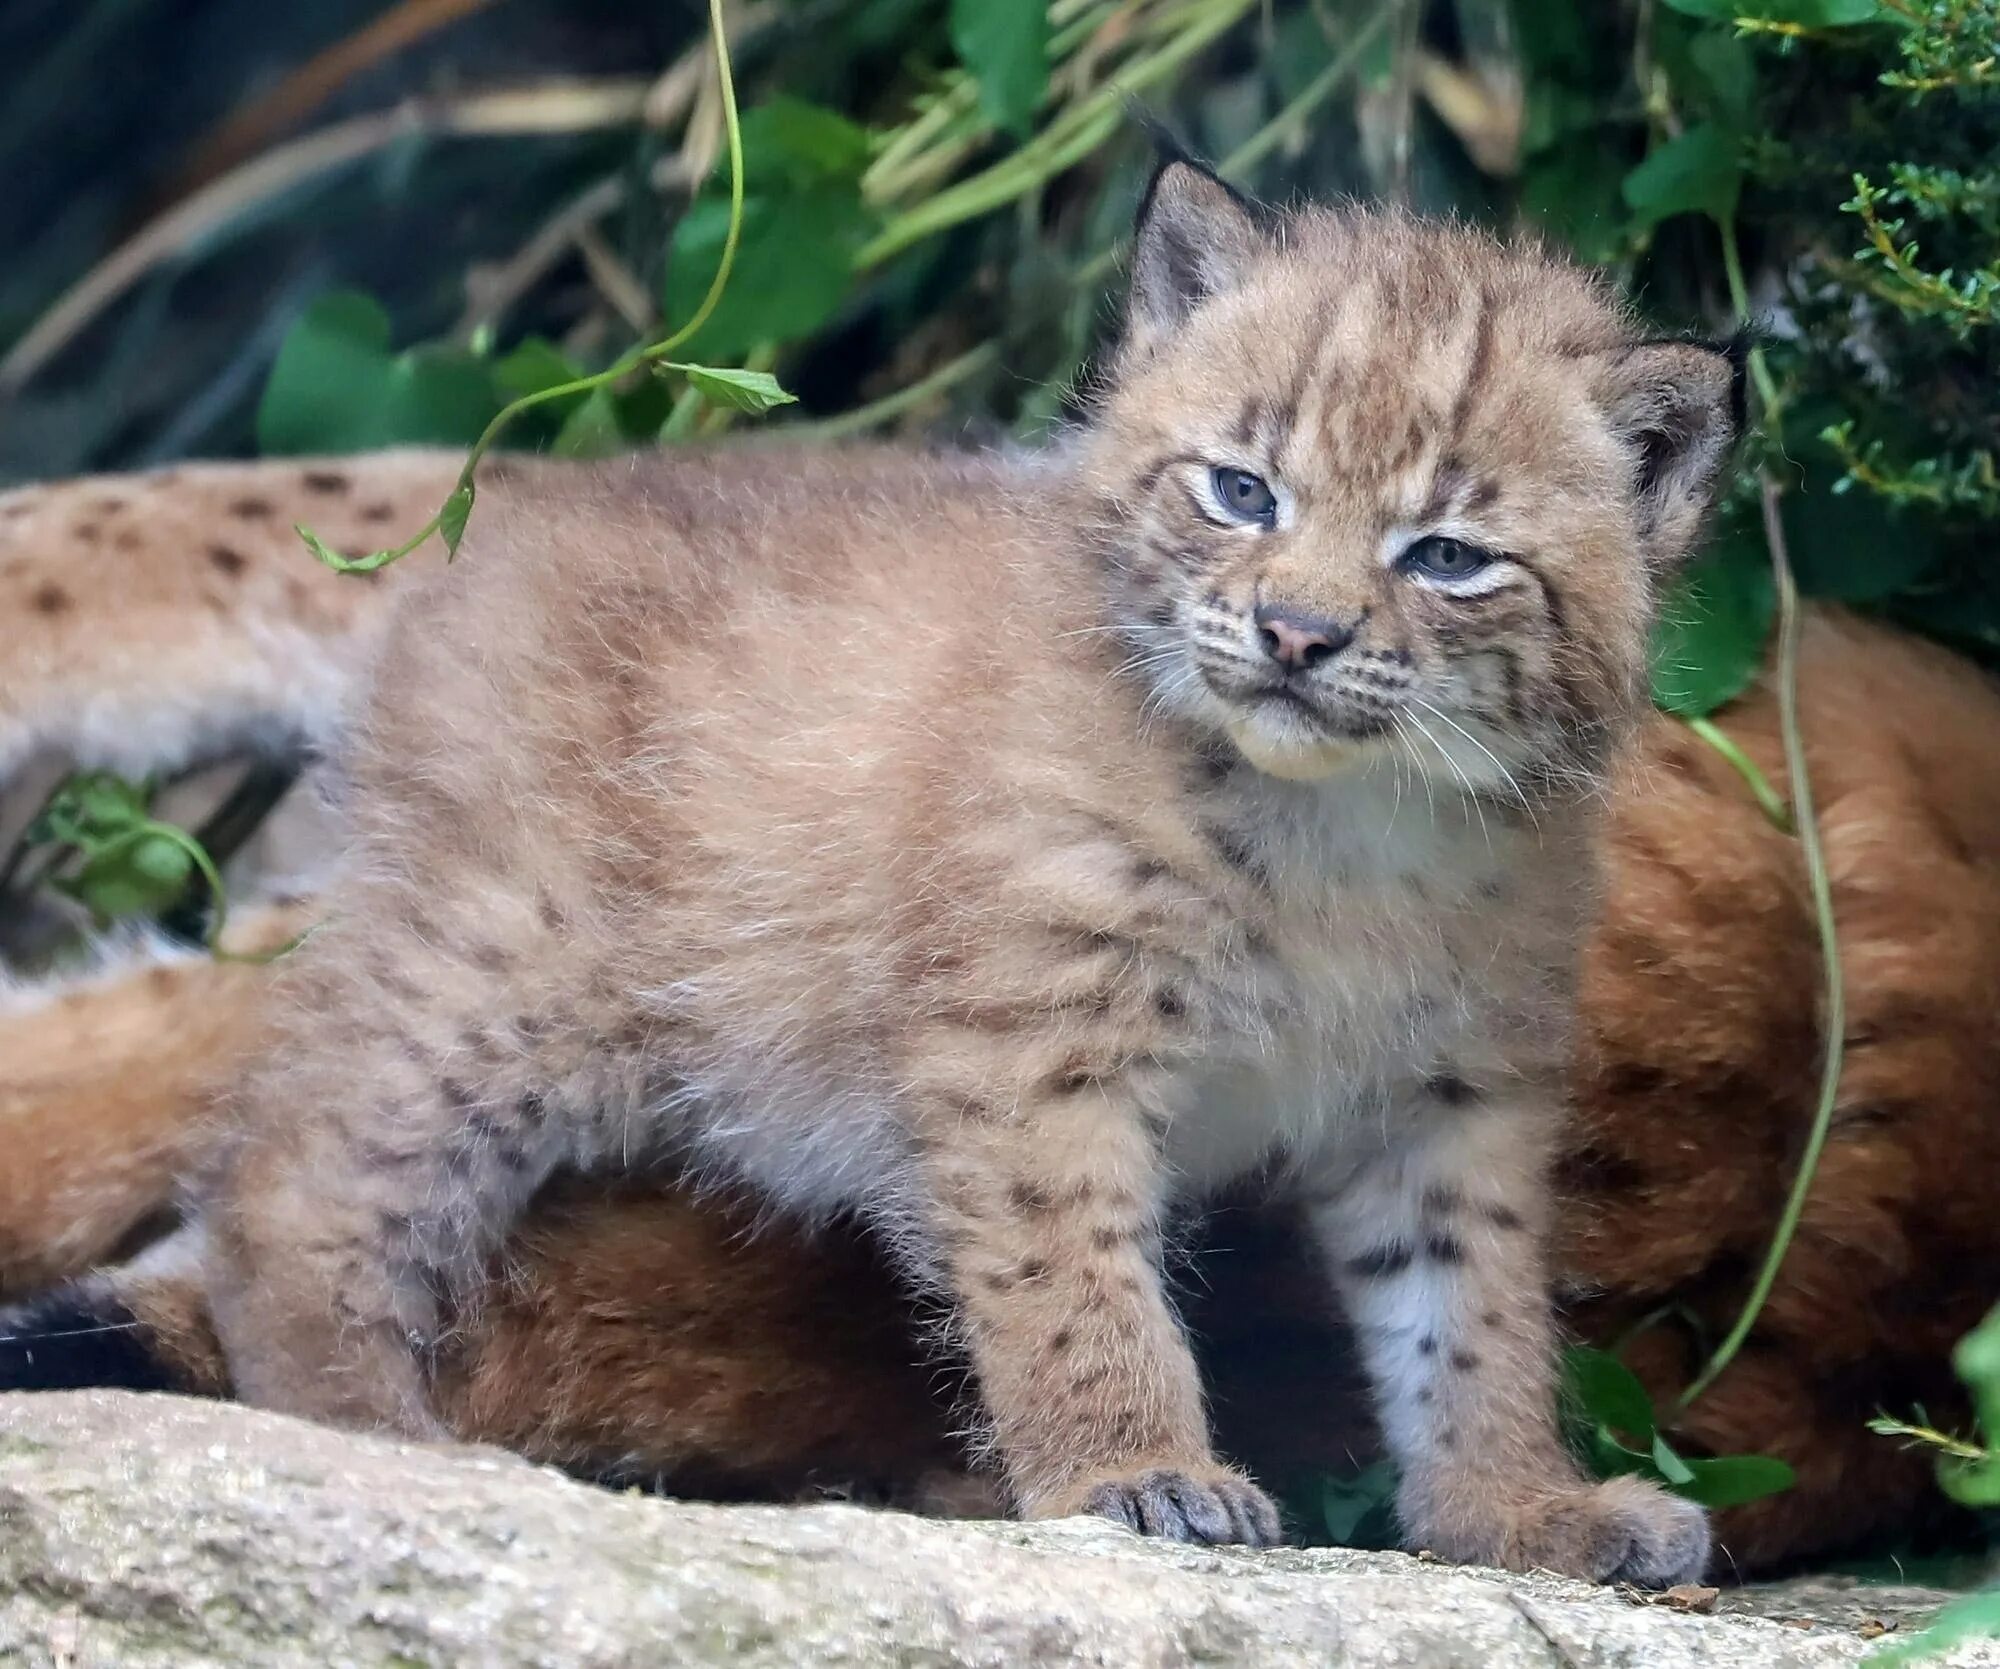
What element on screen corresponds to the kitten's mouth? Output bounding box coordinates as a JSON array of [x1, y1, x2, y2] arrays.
[[1215, 678, 1383, 782]]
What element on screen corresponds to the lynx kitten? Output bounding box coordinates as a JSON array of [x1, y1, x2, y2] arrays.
[[201, 159, 1736, 1577]]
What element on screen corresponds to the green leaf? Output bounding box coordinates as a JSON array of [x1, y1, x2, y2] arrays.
[[1672, 1453, 1798, 1508], [257, 292, 504, 455], [1650, 1432, 1697, 1485], [30, 771, 150, 848], [438, 485, 475, 557], [1562, 1346, 1658, 1441], [663, 189, 872, 361], [553, 388, 629, 459], [1686, 28, 1758, 129], [489, 338, 586, 403], [1651, 533, 1775, 717], [296, 522, 403, 574], [1661, 0, 1891, 22], [950, 0, 1049, 137], [1521, 138, 1636, 265], [677, 364, 798, 414], [1622, 122, 1742, 228], [57, 831, 194, 922], [734, 96, 874, 190], [1320, 1461, 1402, 1548], [1865, 1588, 2000, 1666], [1939, 1304, 2000, 1508]]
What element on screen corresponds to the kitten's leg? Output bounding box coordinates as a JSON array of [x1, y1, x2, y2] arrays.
[[908, 1077, 1279, 1547], [203, 935, 569, 1437], [1308, 1085, 1710, 1584]]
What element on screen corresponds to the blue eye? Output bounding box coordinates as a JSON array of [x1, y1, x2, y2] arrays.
[[1402, 535, 1494, 580], [1211, 467, 1277, 526]]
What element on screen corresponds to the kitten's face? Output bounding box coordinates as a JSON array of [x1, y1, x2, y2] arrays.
[[1085, 168, 1737, 793]]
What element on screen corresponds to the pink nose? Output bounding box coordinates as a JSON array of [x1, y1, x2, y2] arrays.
[[1254, 604, 1354, 670]]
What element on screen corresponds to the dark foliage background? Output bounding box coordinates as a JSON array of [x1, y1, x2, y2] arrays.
[[7, 0, 1999, 712]]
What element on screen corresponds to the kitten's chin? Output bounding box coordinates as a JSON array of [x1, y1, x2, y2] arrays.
[[1221, 713, 1369, 782]]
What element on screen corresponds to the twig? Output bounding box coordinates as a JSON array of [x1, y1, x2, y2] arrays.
[[456, 175, 630, 342], [456, 1, 776, 343], [795, 0, 1394, 438], [0, 80, 659, 396], [780, 342, 1004, 441], [157, 0, 501, 206], [576, 225, 661, 335]]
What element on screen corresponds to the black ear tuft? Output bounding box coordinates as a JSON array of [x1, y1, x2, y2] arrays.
[[1688, 328, 1754, 435], [1124, 144, 1268, 358]]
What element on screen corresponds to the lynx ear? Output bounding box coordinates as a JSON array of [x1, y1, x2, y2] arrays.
[[1595, 337, 1744, 568], [1125, 156, 1267, 357]]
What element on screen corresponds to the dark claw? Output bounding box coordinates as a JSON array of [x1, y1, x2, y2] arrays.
[[1081, 1469, 1284, 1548]]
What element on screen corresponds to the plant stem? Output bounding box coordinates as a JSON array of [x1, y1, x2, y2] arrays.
[[863, 0, 1119, 207], [1677, 474, 1847, 1410], [810, 0, 1393, 437], [1718, 216, 1782, 427], [450, 0, 745, 487], [304, 0, 748, 574], [856, 0, 1256, 269], [784, 341, 1003, 440], [1215, 3, 1393, 178], [1684, 717, 1792, 832]]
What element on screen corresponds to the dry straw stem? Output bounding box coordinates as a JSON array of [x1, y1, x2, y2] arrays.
[[0, 80, 660, 397], [158, 0, 502, 205]]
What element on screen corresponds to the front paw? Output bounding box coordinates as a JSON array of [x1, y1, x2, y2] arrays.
[[1488, 1476, 1710, 1586], [1034, 1463, 1283, 1547]]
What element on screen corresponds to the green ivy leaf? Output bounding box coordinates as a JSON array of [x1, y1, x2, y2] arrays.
[[1562, 1346, 1658, 1441], [1623, 122, 1742, 228], [663, 189, 873, 361], [1686, 28, 1758, 129], [950, 0, 1049, 138], [1661, 0, 1892, 21], [1651, 533, 1775, 717], [438, 485, 475, 557], [1650, 1432, 1697, 1486], [55, 830, 196, 923], [734, 96, 874, 191], [296, 522, 402, 574], [1671, 1453, 1798, 1508], [676, 364, 798, 414], [257, 292, 502, 455]]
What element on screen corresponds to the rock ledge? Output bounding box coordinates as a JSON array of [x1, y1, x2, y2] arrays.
[[0, 1392, 1989, 1667]]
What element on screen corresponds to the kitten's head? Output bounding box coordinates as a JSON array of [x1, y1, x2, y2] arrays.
[[1082, 158, 1739, 793]]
